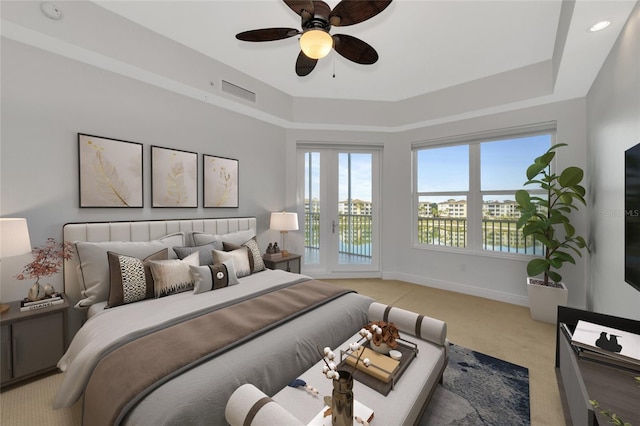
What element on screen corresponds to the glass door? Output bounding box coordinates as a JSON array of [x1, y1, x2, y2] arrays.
[[299, 147, 380, 275]]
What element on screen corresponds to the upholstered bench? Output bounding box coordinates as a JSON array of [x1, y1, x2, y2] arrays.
[[226, 302, 448, 425]]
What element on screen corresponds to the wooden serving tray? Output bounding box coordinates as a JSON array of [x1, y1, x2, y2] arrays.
[[338, 338, 418, 396]]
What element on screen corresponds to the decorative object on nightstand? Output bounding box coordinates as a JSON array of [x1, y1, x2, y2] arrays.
[[263, 242, 282, 261], [270, 211, 298, 257], [15, 237, 73, 302], [0, 218, 33, 313]]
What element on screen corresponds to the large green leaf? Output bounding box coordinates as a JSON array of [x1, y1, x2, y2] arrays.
[[527, 258, 548, 276], [552, 250, 576, 264], [558, 167, 584, 187], [515, 190, 531, 206], [526, 162, 547, 180], [548, 270, 562, 283]]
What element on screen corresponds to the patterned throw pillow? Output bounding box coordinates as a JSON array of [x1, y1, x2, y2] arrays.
[[243, 238, 265, 273], [149, 252, 199, 297], [191, 260, 239, 294], [212, 248, 251, 278], [106, 249, 168, 308], [222, 237, 265, 273]]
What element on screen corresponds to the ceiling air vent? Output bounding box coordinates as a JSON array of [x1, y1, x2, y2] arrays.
[[221, 80, 256, 103]]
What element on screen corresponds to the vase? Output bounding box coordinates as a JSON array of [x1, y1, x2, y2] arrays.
[[28, 282, 46, 301], [370, 342, 391, 355], [331, 370, 353, 426]]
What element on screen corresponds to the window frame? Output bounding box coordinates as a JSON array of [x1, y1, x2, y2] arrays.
[[412, 122, 556, 258]]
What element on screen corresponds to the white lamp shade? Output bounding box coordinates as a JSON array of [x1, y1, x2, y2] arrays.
[[270, 212, 299, 232], [299, 29, 333, 59], [0, 218, 32, 258]]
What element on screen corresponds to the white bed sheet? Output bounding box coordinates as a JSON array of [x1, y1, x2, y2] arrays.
[[53, 269, 310, 409]]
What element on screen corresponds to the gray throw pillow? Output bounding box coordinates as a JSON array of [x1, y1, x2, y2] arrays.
[[173, 242, 220, 265]]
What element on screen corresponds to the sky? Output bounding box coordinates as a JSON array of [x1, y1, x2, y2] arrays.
[[305, 134, 551, 203], [417, 134, 551, 202]]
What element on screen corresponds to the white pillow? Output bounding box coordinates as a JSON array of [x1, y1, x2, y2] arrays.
[[149, 252, 199, 297], [212, 248, 251, 278], [74, 232, 185, 308], [193, 229, 256, 247]]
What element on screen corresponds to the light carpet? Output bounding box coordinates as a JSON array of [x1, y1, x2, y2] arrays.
[[421, 343, 530, 426]]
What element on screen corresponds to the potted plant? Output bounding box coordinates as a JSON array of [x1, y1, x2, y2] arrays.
[[515, 143, 589, 323]]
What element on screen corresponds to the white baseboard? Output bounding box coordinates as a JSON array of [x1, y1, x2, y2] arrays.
[[306, 271, 383, 280], [382, 271, 529, 307]]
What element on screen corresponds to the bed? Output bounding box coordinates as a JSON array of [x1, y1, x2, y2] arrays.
[[55, 217, 374, 426]]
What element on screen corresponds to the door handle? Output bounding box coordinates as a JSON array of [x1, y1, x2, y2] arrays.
[[332, 220, 337, 234]]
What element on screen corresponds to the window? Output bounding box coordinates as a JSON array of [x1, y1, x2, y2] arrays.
[[413, 125, 554, 255]]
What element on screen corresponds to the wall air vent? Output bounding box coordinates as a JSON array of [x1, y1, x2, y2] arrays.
[[221, 80, 256, 103]]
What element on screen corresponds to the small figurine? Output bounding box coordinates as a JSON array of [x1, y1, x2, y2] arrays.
[[266, 243, 274, 254], [273, 242, 280, 253]]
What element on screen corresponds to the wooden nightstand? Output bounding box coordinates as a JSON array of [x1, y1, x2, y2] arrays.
[[263, 253, 302, 273], [0, 297, 69, 389]]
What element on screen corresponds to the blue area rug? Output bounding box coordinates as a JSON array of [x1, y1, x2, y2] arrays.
[[420, 343, 530, 426]]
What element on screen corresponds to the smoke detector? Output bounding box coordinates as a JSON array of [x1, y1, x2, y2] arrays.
[[40, 2, 63, 21]]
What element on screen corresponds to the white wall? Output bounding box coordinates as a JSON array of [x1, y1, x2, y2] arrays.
[[385, 99, 589, 308], [0, 38, 287, 302], [586, 3, 640, 320]]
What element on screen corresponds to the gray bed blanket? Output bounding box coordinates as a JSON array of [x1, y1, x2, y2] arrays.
[[121, 291, 374, 426], [83, 280, 354, 426]]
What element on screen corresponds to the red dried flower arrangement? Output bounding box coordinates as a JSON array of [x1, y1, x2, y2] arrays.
[[15, 238, 73, 285]]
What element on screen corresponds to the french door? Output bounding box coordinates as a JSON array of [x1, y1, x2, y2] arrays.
[[297, 146, 380, 276]]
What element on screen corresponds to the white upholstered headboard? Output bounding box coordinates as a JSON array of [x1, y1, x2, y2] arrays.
[[63, 217, 257, 305]]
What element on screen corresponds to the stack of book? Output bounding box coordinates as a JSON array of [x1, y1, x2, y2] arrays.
[[345, 346, 400, 383], [564, 320, 640, 372], [20, 294, 64, 312]]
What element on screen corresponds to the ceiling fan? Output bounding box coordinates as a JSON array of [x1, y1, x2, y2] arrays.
[[235, 0, 392, 77]]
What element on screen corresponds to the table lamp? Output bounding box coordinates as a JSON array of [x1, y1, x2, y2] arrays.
[[270, 211, 298, 257], [0, 218, 32, 313]]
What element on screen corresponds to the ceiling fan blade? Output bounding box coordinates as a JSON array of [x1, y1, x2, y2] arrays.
[[283, 0, 315, 17], [332, 34, 378, 64], [296, 51, 318, 76], [329, 0, 392, 26], [236, 28, 300, 42]]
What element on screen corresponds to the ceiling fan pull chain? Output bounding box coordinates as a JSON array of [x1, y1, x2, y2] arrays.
[[333, 55, 336, 78]]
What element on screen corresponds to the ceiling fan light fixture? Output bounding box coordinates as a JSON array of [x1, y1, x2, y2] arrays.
[[300, 29, 333, 59]]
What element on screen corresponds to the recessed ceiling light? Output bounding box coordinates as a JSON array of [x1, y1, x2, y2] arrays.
[[589, 21, 611, 32]]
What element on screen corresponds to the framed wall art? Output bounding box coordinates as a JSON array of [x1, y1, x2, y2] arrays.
[[151, 146, 198, 207], [203, 154, 239, 208], [78, 133, 143, 208]]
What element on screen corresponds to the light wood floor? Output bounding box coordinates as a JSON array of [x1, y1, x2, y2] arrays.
[[0, 278, 568, 425]]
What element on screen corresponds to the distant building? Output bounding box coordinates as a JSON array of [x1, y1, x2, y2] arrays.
[[438, 199, 467, 218], [483, 200, 520, 218], [416, 199, 523, 219], [338, 199, 372, 215]]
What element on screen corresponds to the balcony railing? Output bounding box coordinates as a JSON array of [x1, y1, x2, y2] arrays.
[[417, 216, 543, 254], [305, 212, 372, 258], [305, 213, 542, 258]]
